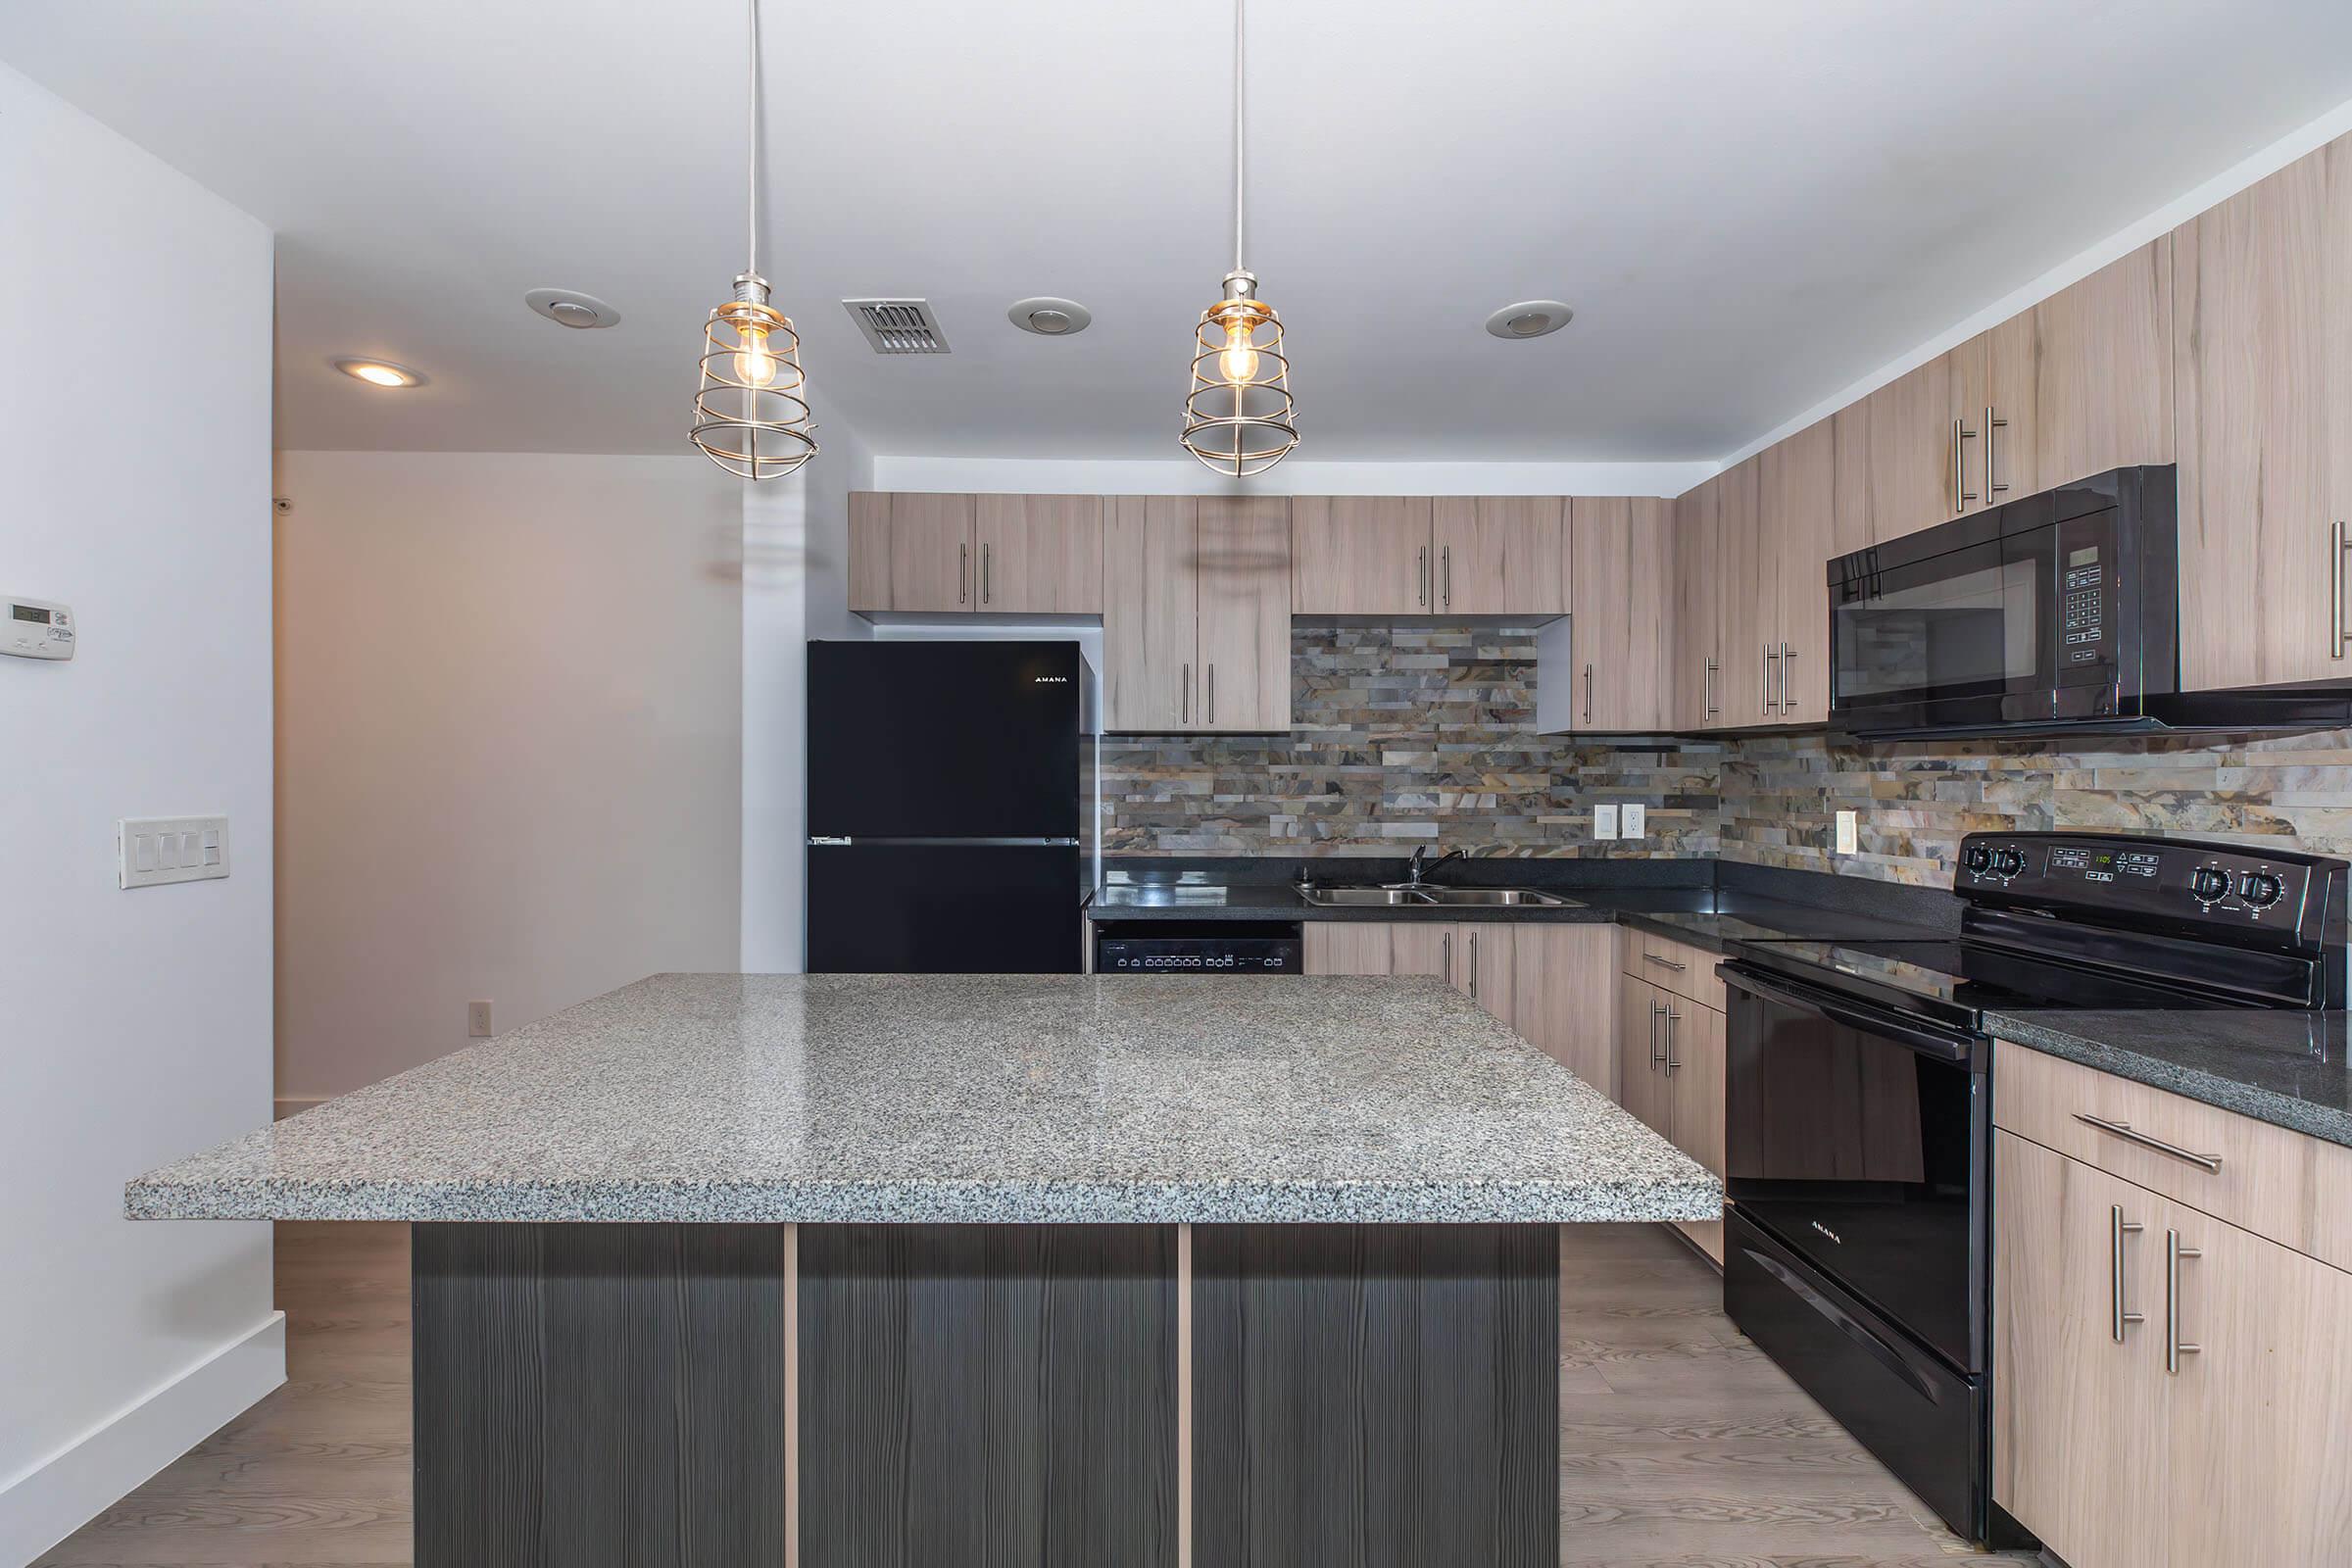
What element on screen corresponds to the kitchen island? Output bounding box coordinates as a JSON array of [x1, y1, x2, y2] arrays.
[[130, 972, 1718, 1567]]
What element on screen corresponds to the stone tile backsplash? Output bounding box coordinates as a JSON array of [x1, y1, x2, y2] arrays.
[[1099, 625, 2352, 883]]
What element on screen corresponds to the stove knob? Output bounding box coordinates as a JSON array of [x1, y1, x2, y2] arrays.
[[1962, 844, 1992, 875], [2240, 871, 2284, 908], [2190, 866, 2231, 903], [1991, 848, 2027, 878]]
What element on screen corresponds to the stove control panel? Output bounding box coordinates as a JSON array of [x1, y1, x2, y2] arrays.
[[1956, 832, 2327, 930]]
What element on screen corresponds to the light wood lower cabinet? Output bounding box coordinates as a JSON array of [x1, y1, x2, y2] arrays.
[[1994, 1128, 2352, 1568], [1615, 968, 1727, 1263], [1304, 921, 1615, 1074]]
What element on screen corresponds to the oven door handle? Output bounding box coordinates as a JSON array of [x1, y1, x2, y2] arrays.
[[1720, 964, 1978, 1064], [1740, 1244, 1950, 1406]]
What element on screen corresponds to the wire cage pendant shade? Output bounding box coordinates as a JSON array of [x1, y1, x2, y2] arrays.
[[1180, 0, 1297, 476], [1183, 270, 1298, 476], [691, 272, 817, 479], [690, 0, 817, 480]]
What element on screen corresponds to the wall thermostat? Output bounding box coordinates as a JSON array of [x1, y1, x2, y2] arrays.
[[5, 598, 74, 660]]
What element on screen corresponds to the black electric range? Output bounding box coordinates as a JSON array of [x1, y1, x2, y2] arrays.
[[1715, 831, 2348, 1549]]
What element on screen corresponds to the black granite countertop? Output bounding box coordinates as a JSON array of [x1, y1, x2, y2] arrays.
[[1984, 1009, 2352, 1150], [1086, 872, 1950, 954]]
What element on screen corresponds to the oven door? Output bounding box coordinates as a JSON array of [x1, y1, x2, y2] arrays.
[[1830, 518, 2075, 733], [1721, 964, 1987, 1373]]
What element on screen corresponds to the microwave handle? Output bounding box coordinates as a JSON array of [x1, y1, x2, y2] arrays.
[[1720, 964, 1978, 1064]]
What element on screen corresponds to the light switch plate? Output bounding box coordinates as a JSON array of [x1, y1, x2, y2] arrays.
[[1593, 804, 1620, 841], [1622, 803, 1646, 840], [119, 815, 229, 889], [1836, 809, 1859, 856]]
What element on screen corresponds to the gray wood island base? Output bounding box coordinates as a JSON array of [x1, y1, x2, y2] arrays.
[[129, 974, 1714, 1566]]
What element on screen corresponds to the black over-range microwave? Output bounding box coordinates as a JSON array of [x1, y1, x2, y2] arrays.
[[1827, 465, 2352, 738]]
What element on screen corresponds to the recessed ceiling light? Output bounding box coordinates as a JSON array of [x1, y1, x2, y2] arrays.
[[524, 288, 622, 329], [331, 357, 424, 388], [1485, 300, 1575, 340], [1007, 297, 1092, 337]]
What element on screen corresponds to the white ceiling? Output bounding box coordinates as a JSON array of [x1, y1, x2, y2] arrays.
[[8, 1, 2352, 463]]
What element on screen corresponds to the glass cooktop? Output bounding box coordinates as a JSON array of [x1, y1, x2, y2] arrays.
[[1727, 935, 2242, 1027]]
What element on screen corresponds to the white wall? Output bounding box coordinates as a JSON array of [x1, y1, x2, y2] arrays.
[[272, 452, 744, 1101], [0, 62, 280, 1564], [742, 421, 876, 973]]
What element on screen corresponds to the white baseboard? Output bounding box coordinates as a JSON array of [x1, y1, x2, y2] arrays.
[[0, 1311, 287, 1566]]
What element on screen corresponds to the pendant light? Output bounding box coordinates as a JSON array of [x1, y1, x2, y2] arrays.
[[690, 0, 817, 479], [1180, 0, 1298, 476]]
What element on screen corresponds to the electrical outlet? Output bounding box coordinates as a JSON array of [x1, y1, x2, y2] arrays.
[[468, 1000, 494, 1038], [1593, 804, 1620, 841], [1836, 809, 1859, 856], [1622, 803, 1646, 840]]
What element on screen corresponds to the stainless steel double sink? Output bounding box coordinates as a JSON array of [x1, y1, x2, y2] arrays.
[[1296, 883, 1573, 908]]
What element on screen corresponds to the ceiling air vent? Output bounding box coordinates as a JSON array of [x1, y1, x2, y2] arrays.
[[843, 299, 951, 354]]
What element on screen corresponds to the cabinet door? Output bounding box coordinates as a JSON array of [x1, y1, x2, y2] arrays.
[[1671, 477, 1722, 730], [1989, 239, 2175, 507], [1510, 925, 1617, 1097], [848, 492, 893, 612], [2164, 1192, 2352, 1567], [1289, 496, 1430, 613], [1195, 496, 1292, 732], [1568, 497, 1669, 731], [1864, 346, 1984, 542], [1432, 497, 1567, 615], [1302, 922, 1392, 976], [1454, 923, 1514, 1028], [1615, 979, 1674, 1139], [1663, 1001, 1724, 1180], [973, 494, 1102, 613], [2174, 136, 2352, 690], [1830, 403, 1872, 560], [1992, 1132, 2171, 1568], [1388, 922, 1454, 984], [1713, 457, 1774, 726], [1762, 419, 1837, 723], [1102, 497, 1198, 731], [887, 492, 976, 612]]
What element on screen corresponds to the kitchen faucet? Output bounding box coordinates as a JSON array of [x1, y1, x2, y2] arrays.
[[1404, 847, 1467, 888]]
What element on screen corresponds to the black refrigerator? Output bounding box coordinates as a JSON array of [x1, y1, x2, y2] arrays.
[[806, 640, 1086, 973]]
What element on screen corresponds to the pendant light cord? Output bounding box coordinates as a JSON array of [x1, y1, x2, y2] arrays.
[[1232, 0, 1246, 274], [747, 0, 761, 278]]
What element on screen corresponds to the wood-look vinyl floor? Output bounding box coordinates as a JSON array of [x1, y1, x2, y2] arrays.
[[34, 1221, 2039, 1567]]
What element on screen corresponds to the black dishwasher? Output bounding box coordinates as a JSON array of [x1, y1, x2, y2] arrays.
[[1093, 920, 1303, 974]]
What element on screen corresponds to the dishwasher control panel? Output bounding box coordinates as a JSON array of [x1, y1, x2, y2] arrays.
[[1093, 920, 1303, 974]]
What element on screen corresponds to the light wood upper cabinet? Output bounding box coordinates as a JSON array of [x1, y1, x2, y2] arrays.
[[1290, 496, 1432, 613], [1102, 497, 1199, 731], [1670, 476, 1722, 729], [1194, 497, 1292, 732], [973, 495, 1102, 613], [1433, 497, 1568, 615], [1862, 346, 1980, 544], [1761, 418, 1837, 724], [1713, 456, 1773, 727], [847, 492, 893, 612], [1831, 402, 1872, 559], [1989, 240, 2176, 507], [1568, 497, 1669, 731], [2175, 133, 2352, 691], [886, 492, 978, 613]]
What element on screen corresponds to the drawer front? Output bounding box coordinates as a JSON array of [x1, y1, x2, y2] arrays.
[[1630, 931, 1726, 1010], [1993, 1039, 2352, 1272]]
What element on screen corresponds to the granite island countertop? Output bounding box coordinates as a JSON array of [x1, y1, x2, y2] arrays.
[[1985, 1007, 2352, 1149], [128, 972, 1720, 1226]]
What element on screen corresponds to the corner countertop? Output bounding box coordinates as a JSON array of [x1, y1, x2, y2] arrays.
[[128, 972, 1721, 1227], [1985, 1008, 2352, 1150], [1087, 877, 1948, 954]]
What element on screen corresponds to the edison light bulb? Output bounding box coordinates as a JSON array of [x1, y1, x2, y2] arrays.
[[733, 320, 779, 389], [1218, 318, 1259, 385]]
